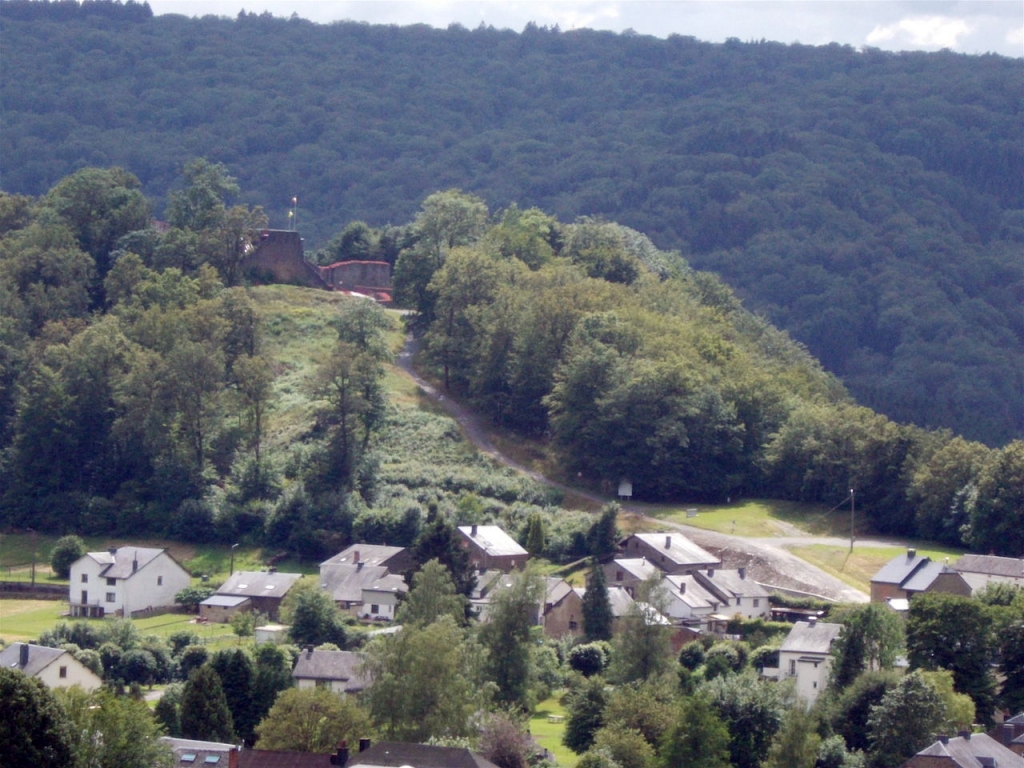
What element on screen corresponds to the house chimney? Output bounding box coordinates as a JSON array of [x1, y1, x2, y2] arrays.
[[665, 535, 672, 549], [359, 738, 371, 753], [679, 583, 686, 594], [808, 616, 818, 627], [357, 561, 364, 570], [958, 731, 971, 740], [305, 645, 314, 657], [108, 547, 117, 556], [707, 568, 715, 578], [907, 547, 916, 559], [738, 567, 747, 580], [19, 643, 29, 667], [353, 551, 360, 563], [938, 735, 948, 744], [132, 555, 138, 572], [471, 525, 478, 537], [330, 741, 349, 767]]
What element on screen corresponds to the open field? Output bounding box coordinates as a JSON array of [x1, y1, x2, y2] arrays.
[[636, 498, 865, 539], [785, 543, 966, 595], [529, 694, 577, 767]]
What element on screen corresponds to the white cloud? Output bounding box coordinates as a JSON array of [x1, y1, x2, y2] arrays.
[[866, 15, 972, 50]]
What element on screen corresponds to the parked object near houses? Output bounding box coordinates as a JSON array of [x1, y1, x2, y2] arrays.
[[68, 546, 191, 618], [0, 643, 102, 691]]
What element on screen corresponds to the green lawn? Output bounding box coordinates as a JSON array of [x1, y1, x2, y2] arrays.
[[637, 498, 864, 538], [785, 543, 966, 595], [530, 694, 577, 767], [0, 599, 67, 642]]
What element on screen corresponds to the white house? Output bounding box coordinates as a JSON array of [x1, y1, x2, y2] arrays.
[[358, 573, 408, 621], [0, 643, 103, 691], [68, 546, 191, 618], [769, 617, 843, 704], [693, 567, 772, 620], [660, 573, 723, 624]]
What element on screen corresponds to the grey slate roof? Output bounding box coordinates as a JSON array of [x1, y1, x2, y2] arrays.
[[610, 558, 662, 582], [320, 563, 391, 603], [871, 550, 930, 586], [200, 595, 251, 608], [545, 577, 574, 607], [913, 732, 1024, 767], [0, 643, 65, 677], [83, 546, 170, 579], [901, 561, 959, 592], [779, 621, 843, 655], [320, 544, 408, 569], [954, 554, 1024, 579], [160, 737, 238, 767], [695, 569, 771, 601], [625, 532, 720, 569], [363, 573, 408, 596], [458, 526, 528, 557], [663, 574, 722, 610], [347, 741, 500, 768], [607, 586, 635, 618], [218, 571, 302, 598], [291, 649, 370, 692]]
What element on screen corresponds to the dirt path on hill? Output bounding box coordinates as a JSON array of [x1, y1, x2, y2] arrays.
[[397, 331, 868, 603]]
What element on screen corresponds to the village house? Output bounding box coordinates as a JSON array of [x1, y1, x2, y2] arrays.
[[291, 647, 371, 695], [953, 554, 1024, 594], [457, 525, 528, 572], [0, 643, 103, 692], [343, 740, 500, 768], [901, 732, 1024, 767], [321, 544, 415, 575], [767, 617, 843, 704], [202, 570, 302, 621], [541, 577, 585, 639], [871, 548, 975, 602], [692, 567, 772, 620], [619, 532, 721, 574], [358, 573, 408, 621], [319, 561, 392, 614], [160, 737, 240, 768], [659, 572, 724, 625], [992, 714, 1024, 757], [602, 557, 662, 597], [68, 546, 191, 618]]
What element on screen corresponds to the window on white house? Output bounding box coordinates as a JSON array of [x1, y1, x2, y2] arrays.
[[81, 574, 88, 583], [753, 598, 760, 608], [371, 604, 379, 614], [106, 578, 116, 586], [59, 666, 67, 678], [106, 592, 115, 603], [569, 620, 578, 631], [789, 660, 796, 676], [157, 576, 163, 586], [737, 597, 742, 605]]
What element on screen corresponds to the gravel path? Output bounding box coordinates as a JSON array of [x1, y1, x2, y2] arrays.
[[397, 331, 868, 603]]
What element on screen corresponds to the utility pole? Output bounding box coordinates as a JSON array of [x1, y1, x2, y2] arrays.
[[230, 543, 239, 576], [849, 489, 855, 553]]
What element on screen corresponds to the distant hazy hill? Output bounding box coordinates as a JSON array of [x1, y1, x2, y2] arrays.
[[1, 1, 1021, 444]]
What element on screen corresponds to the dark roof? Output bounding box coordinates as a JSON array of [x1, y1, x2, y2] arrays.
[[954, 555, 1024, 579], [320, 544, 408, 569], [347, 741, 500, 768], [238, 751, 330, 768], [901, 561, 962, 593], [319, 563, 390, 603], [160, 737, 239, 768], [200, 595, 251, 608], [871, 550, 930, 586], [913, 733, 1024, 767], [218, 571, 302, 599], [291, 650, 370, 692], [0, 643, 65, 677]]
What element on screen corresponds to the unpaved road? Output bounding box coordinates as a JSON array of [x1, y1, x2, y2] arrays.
[[398, 332, 868, 603]]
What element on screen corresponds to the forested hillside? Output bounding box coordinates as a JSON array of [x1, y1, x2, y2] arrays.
[[2, 165, 1022, 557], [0, 0, 1022, 445]]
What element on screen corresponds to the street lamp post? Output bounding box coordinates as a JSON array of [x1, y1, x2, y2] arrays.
[[230, 543, 239, 576]]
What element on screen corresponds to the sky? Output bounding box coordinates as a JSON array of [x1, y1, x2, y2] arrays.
[[146, 1, 1024, 57]]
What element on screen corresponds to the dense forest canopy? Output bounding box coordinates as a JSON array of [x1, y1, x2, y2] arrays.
[[0, 0, 1022, 445], [1, 164, 1022, 558]]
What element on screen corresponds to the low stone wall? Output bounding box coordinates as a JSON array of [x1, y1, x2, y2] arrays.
[[0, 581, 67, 600]]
